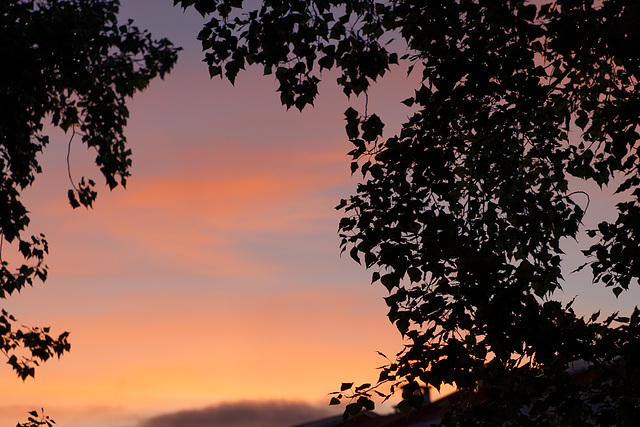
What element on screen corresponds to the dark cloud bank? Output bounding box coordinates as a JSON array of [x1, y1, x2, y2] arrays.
[[138, 400, 339, 427]]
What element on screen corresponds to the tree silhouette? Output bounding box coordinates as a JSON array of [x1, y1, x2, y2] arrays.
[[179, 0, 640, 424], [0, 0, 178, 383]]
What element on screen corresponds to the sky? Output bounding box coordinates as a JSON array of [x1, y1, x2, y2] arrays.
[[3, 1, 640, 427], [1, 2, 409, 426]]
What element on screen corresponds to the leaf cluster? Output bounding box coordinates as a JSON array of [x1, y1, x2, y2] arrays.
[[175, 0, 398, 109], [181, 0, 640, 424], [0, 309, 70, 380], [0, 0, 179, 380], [16, 409, 55, 427]]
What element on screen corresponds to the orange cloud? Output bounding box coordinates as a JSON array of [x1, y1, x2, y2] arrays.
[[19, 140, 356, 282]]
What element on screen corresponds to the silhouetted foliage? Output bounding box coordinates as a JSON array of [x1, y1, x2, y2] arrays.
[[179, 0, 640, 424], [0, 0, 178, 385], [16, 409, 55, 427]]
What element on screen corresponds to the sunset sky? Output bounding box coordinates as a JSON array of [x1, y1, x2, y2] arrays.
[[2, 1, 640, 427]]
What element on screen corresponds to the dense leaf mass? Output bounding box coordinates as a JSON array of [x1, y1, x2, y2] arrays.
[[180, 0, 640, 424], [0, 0, 178, 379]]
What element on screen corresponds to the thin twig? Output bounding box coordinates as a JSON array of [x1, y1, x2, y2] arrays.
[[67, 127, 78, 191]]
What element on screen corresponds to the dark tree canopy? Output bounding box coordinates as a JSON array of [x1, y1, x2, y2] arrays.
[[0, 0, 178, 380], [178, 0, 640, 424]]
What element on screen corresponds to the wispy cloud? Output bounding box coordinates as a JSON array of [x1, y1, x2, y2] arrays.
[[22, 143, 353, 281], [137, 400, 337, 427]]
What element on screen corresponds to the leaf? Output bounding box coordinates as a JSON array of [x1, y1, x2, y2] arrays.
[[407, 267, 421, 283], [357, 396, 375, 411], [361, 114, 384, 141], [380, 274, 397, 291], [329, 397, 341, 405], [630, 306, 640, 327], [345, 402, 362, 418], [67, 190, 80, 209], [349, 247, 361, 264], [395, 317, 409, 335], [318, 55, 334, 70], [340, 382, 353, 391], [401, 97, 414, 107], [355, 383, 371, 391], [364, 251, 376, 267], [344, 107, 359, 120], [208, 65, 222, 78], [396, 400, 411, 416]]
